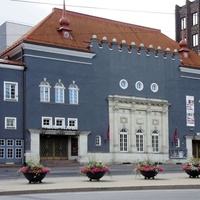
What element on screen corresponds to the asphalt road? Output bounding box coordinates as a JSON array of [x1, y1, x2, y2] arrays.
[[0, 189, 200, 200]]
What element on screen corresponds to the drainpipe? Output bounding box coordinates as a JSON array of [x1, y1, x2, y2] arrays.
[[22, 47, 27, 165]]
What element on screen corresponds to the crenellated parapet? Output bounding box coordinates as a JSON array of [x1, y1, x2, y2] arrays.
[[90, 35, 179, 60]]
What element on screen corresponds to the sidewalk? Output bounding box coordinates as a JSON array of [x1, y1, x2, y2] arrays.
[[0, 172, 200, 195]]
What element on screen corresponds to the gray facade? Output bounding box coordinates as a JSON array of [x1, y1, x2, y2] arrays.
[[0, 21, 32, 52], [175, 0, 200, 54]]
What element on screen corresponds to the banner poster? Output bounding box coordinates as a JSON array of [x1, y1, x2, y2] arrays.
[[186, 96, 195, 127]]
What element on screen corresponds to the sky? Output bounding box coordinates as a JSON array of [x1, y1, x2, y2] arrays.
[[0, 0, 189, 40]]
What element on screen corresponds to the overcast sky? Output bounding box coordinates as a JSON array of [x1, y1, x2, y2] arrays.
[[0, 0, 188, 40]]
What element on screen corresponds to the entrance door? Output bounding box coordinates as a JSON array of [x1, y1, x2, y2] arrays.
[[192, 140, 200, 158], [40, 135, 68, 160], [71, 138, 78, 156]]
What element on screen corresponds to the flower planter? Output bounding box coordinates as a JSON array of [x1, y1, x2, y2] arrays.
[[23, 172, 47, 183], [86, 171, 105, 181], [185, 170, 200, 178], [140, 170, 158, 179]]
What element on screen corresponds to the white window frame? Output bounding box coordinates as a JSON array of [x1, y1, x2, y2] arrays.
[[193, 12, 198, 26], [181, 17, 186, 30], [135, 81, 144, 91], [119, 79, 128, 89], [7, 148, 14, 159], [67, 118, 78, 130], [0, 148, 5, 159], [95, 135, 102, 146], [69, 81, 79, 104], [55, 79, 65, 103], [55, 117, 65, 129], [15, 148, 22, 159], [193, 34, 198, 47], [39, 78, 51, 102], [152, 130, 159, 152], [5, 117, 17, 129], [150, 83, 159, 93], [42, 117, 52, 128], [175, 138, 180, 148], [0, 139, 5, 146], [136, 129, 144, 152], [120, 128, 128, 152], [4, 81, 18, 101]]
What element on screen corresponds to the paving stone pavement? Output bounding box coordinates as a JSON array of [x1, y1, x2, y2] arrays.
[[0, 172, 200, 195]]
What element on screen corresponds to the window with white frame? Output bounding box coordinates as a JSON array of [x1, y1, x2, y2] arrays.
[[193, 34, 198, 47], [0, 140, 5, 159], [175, 138, 180, 148], [15, 148, 22, 158], [4, 81, 18, 101], [7, 148, 13, 159], [67, 118, 78, 130], [55, 117, 65, 129], [152, 130, 159, 152], [193, 12, 198, 26], [69, 81, 79, 104], [0, 148, 5, 159], [120, 128, 128, 152], [181, 17, 186, 30], [39, 78, 51, 102], [95, 135, 101, 146], [136, 129, 144, 152], [42, 117, 52, 128], [5, 117, 17, 129], [55, 79, 65, 103]]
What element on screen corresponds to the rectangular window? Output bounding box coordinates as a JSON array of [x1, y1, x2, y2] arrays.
[[152, 135, 159, 152], [120, 133, 128, 152], [15, 148, 22, 158], [193, 12, 198, 26], [40, 87, 50, 102], [7, 148, 13, 159], [15, 139, 22, 146], [4, 82, 18, 101], [0, 148, 5, 159], [55, 117, 65, 129], [136, 134, 144, 152], [5, 117, 17, 129], [67, 118, 78, 130], [42, 117, 52, 128], [69, 90, 78, 104], [181, 17, 186, 30], [0, 139, 5, 146], [95, 136, 101, 146], [55, 88, 64, 103], [193, 34, 198, 47]]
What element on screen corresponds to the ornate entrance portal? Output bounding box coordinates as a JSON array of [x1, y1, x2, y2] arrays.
[[40, 135, 68, 160]]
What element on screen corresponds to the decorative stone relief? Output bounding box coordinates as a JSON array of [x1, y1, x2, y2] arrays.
[[136, 118, 144, 125], [120, 117, 128, 124], [152, 119, 159, 125]]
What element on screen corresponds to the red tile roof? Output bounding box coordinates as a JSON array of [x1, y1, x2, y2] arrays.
[[0, 8, 200, 68]]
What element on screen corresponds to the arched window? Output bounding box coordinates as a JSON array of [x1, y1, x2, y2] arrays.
[[95, 135, 101, 146], [152, 130, 159, 152], [39, 78, 51, 102], [69, 81, 79, 104], [55, 79, 65, 103], [120, 128, 128, 152], [136, 129, 144, 152]]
